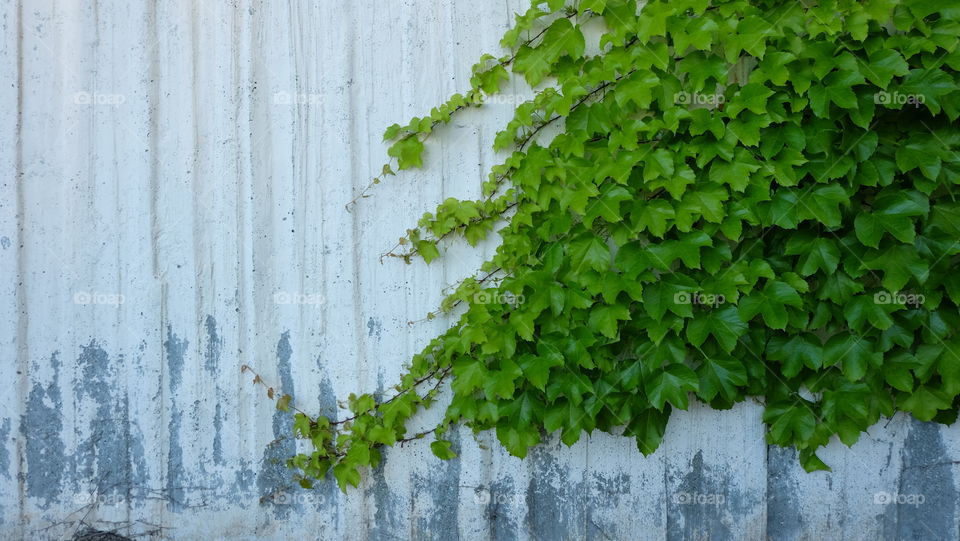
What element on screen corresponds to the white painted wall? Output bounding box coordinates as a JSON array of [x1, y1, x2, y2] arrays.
[[1, 1, 958, 539]]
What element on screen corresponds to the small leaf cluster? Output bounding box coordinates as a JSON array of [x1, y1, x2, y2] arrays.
[[288, 0, 960, 490]]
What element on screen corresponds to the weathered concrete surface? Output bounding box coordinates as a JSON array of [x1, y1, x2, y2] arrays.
[[1, 1, 959, 539]]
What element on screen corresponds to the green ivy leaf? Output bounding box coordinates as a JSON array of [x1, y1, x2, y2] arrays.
[[823, 334, 879, 381], [785, 235, 840, 276], [588, 304, 631, 338], [764, 402, 817, 445], [862, 245, 929, 292], [708, 150, 762, 192], [430, 439, 458, 460], [895, 137, 944, 181], [686, 305, 748, 353], [496, 423, 541, 459], [864, 49, 909, 88], [738, 281, 803, 330], [798, 184, 848, 227], [697, 355, 748, 402], [333, 463, 361, 493], [387, 136, 425, 170], [767, 334, 823, 378], [900, 386, 953, 421], [452, 360, 487, 395], [568, 235, 610, 273], [626, 407, 671, 456], [842, 294, 896, 331], [645, 364, 700, 411]]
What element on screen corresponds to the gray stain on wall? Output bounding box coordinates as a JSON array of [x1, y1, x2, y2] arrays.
[[487, 476, 519, 541], [526, 443, 587, 540], [205, 316, 225, 465], [667, 450, 758, 541], [767, 445, 805, 540], [11, 330, 960, 539], [74, 342, 135, 497], [164, 327, 189, 510], [22, 352, 66, 507], [368, 374, 402, 541], [587, 471, 632, 540], [203, 315, 222, 374], [366, 317, 382, 339], [213, 403, 224, 465], [164, 326, 188, 392], [367, 453, 402, 541], [312, 370, 340, 517], [411, 430, 460, 540], [895, 418, 958, 540], [0, 418, 11, 480], [256, 332, 297, 519]]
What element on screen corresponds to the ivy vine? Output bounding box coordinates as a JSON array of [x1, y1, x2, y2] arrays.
[[265, 0, 960, 492]]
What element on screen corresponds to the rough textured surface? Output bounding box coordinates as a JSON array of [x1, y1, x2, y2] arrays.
[[2, 1, 960, 539]]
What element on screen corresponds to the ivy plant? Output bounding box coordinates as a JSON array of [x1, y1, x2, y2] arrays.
[[268, 0, 960, 492]]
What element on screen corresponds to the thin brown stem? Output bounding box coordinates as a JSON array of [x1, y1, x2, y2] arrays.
[[329, 365, 453, 427]]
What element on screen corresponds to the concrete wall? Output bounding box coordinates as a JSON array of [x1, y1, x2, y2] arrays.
[[2, 1, 959, 539]]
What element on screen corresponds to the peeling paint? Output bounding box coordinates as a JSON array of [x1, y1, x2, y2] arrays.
[[316, 371, 338, 421], [232, 461, 256, 494], [203, 315, 222, 373], [587, 472, 631, 540], [367, 373, 402, 541], [487, 476, 520, 541], [311, 371, 340, 515], [767, 446, 805, 540], [22, 353, 65, 507], [205, 316, 225, 466], [164, 328, 189, 510], [895, 418, 957, 540], [526, 445, 587, 540], [166, 409, 186, 510], [366, 317, 382, 339], [411, 430, 460, 540], [127, 413, 149, 497], [667, 450, 756, 541], [367, 453, 403, 541], [74, 342, 137, 498], [257, 332, 297, 519], [213, 403, 224, 465], [163, 327, 188, 393], [0, 418, 10, 480]]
